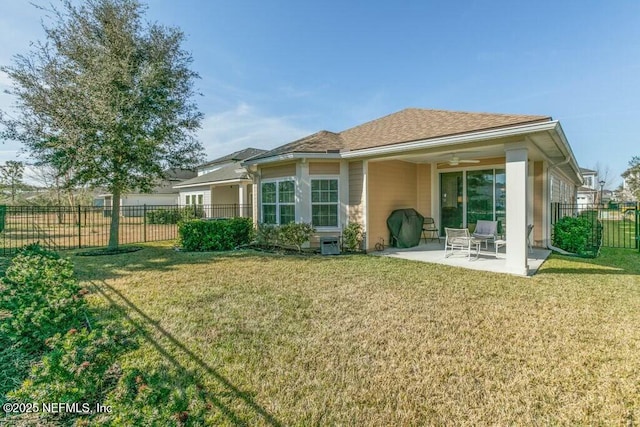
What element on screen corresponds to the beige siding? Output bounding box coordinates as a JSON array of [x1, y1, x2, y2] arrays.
[[261, 163, 296, 179], [367, 160, 418, 250], [348, 161, 364, 224], [550, 170, 575, 203], [309, 162, 340, 175], [533, 161, 543, 246]]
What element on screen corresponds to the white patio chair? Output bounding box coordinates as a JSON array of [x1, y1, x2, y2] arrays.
[[472, 220, 498, 249], [444, 227, 480, 259]]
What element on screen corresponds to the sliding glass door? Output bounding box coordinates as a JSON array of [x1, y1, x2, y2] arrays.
[[440, 172, 463, 230], [440, 169, 505, 235]]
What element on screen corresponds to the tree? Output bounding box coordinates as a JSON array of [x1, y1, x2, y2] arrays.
[[0, 0, 204, 249], [621, 156, 640, 201], [0, 160, 25, 204]]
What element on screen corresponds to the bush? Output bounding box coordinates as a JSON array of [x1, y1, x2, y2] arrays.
[[342, 222, 364, 252], [279, 222, 315, 252], [0, 244, 86, 353], [553, 215, 601, 256], [255, 223, 279, 248], [146, 206, 205, 224], [178, 217, 253, 251], [146, 208, 181, 224], [8, 320, 137, 413]]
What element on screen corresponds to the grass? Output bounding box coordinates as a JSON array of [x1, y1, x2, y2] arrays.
[[61, 242, 640, 425]]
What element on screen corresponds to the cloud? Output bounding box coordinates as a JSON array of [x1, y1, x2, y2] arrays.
[[197, 103, 311, 160]]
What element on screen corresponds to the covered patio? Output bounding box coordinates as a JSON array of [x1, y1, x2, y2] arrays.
[[372, 240, 551, 276]]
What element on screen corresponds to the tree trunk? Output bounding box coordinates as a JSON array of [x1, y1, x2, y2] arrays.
[[108, 189, 121, 250]]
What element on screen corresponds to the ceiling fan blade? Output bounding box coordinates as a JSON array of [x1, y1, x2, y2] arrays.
[[459, 159, 480, 163]]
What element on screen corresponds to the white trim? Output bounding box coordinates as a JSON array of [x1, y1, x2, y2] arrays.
[[260, 177, 296, 225], [310, 175, 341, 228], [174, 178, 251, 189]]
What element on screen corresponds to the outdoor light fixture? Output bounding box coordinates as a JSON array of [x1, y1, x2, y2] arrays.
[[599, 180, 605, 206]]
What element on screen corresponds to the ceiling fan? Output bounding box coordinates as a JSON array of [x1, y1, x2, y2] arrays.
[[437, 155, 481, 167]]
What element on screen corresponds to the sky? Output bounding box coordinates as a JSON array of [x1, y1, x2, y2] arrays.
[[1, 0, 639, 188]]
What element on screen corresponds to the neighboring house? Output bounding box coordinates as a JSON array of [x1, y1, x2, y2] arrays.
[[576, 167, 598, 210], [243, 108, 582, 276], [99, 169, 196, 216], [173, 148, 266, 218]]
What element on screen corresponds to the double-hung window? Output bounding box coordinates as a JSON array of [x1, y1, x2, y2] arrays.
[[311, 178, 339, 227], [261, 179, 295, 224]]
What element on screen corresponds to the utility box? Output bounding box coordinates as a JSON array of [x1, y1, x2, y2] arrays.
[[320, 237, 340, 255]]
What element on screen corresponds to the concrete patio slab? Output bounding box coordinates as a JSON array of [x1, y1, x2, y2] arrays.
[[371, 241, 550, 277]]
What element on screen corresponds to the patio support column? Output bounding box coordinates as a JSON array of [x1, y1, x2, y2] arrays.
[[297, 161, 311, 224], [238, 184, 245, 217], [505, 147, 529, 276]]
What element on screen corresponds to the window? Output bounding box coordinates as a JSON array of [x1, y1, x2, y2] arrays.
[[311, 179, 339, 227], [197, 194, 203, 205], [261, 179, 295, 224], [185, 195, 190, 205], [584, 175, 594, 189]]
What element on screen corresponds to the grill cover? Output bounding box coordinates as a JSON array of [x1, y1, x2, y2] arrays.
[[386, 208, 424, 248]]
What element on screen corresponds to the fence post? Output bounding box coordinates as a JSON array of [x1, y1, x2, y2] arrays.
[[636, 209, 639, 250], [78, 204, 82, 249], [143, 204, 147, 243]]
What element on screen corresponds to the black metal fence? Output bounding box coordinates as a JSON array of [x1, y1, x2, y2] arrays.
[[551, 202, 639, 250], [0, 204, 252, 255]]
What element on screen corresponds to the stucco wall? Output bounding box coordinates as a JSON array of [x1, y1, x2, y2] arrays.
[[367, 160, 418, 250]]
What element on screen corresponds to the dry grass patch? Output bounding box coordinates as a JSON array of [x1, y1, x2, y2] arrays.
[[73, 243, 640, 425]]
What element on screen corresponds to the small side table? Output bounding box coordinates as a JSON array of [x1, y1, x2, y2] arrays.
[[494, 239, 506, 258]]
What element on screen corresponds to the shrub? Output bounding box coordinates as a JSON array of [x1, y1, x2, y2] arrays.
[[178, 217, 253, 251], [8, 320, 137, 411], [342, 222, 364, 252], [553, 215, 601, 256], [0, 244, 86, 353], [255, 223, 279, 248], [146, 208, 181, 224], [278, 222, 315, 252], [146, 206, 206, 224]]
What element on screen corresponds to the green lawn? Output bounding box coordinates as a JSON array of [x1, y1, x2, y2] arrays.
[[67, 243, 640, 425]]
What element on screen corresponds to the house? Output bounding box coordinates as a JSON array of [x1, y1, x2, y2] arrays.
[[243, 108, 582, 276], [576, 167, 598, 210], [100, 169, 197, 216], [173, 148, 266, 218]]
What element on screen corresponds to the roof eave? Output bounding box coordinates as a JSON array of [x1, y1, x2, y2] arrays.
[[173, 177, 251, 189], [243, 152, 342, 166], [341, 120, 558, 159]]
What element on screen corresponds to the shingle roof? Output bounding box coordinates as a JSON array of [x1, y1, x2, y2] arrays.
[[250, 131, 344, 159], [580, 167, 597, 174], [174, 163, 250, 188], [198, 147, 267, 168], [249, 108, 551, 161]]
